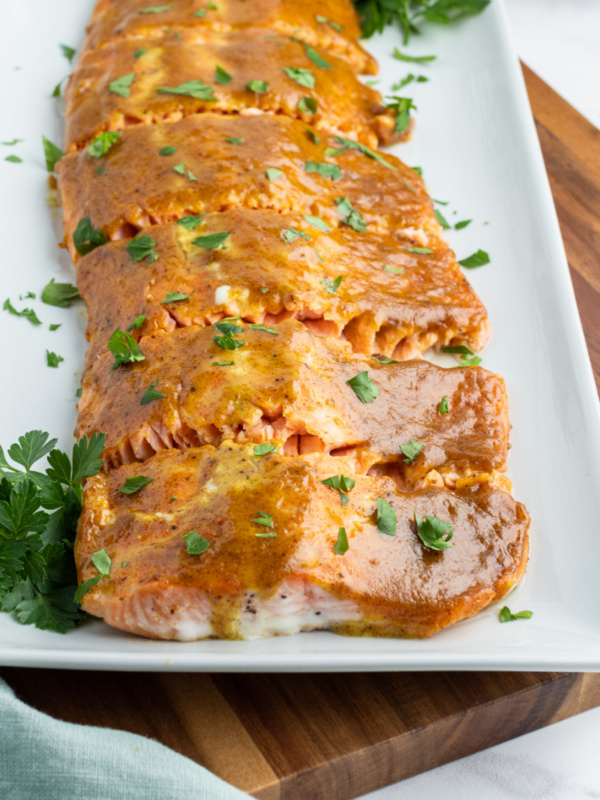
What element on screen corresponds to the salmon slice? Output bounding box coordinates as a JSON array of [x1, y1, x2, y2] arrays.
[[75, 213, 488, 364], [76, 319, 509, 484], [57, 114, 437, 257], [75, 444, 530, 640], [81, 0, 377, 76], [66, 31, 398, 152]]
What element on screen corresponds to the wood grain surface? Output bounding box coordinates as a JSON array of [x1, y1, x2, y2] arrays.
[[2, 66, 599, 800]]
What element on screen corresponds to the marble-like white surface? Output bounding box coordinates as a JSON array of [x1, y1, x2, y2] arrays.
[[364, 1, 600, 797]]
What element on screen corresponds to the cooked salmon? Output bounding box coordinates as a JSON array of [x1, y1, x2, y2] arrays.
[[76, 319, 509, 483], [75, 212, 489, 365], [82, 0, 377, 75], [57, 114, 437, 257], [66, 31, 398, 152], [76, 444, 529, 640]]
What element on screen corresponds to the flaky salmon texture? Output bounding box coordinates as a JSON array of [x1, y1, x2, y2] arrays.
[[76, 444, 529, 641]]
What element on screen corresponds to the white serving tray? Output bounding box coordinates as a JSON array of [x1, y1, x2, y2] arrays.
[[1, 0, 599, 672]]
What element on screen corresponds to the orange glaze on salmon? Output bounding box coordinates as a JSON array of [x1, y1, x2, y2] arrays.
[[65, 31, 399, 152], [76, 319, 509, 482], [76, 444, 530, 640], [57, 114, 437, 257], [82, 0, 377, 76], [75, 212, 489, 365]]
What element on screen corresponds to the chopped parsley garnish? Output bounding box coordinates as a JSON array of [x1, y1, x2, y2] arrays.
[[321, 276, 343, 294], [333, 527, 349, 555], [213, 360, 234, 366], [347, 371, 379, 403], [255, 531, 277, 539], [254, 443, 277, 456], [405, 246, 432, 254], [159, 145, 177, 156], [321, 474, 355, 506], [400, 440, 423, 464], [266, 167, 284, 181], [215, 65, 232, 84], [41, 279, 80, 308], [252, 511, 273, 527], [52, 78, 67, 98], [374, 356, 399, 364], [96, 165, 105, 175], [60, 44, 76, 63], [434, 208, 450, 229], [326, 135, 396, 170], [499, 606, 533, 623], [183, 531, 210, 555], [49, 324, 61, 332], [392, 73, 428, 90], [355, 1, 489, 43], [393, 48, 436, 63], [441, 344, 481, 367], [335, 197, 367, 232], [1, 139, 23, 146], [438, 395, 449, 415], [162, 290, 194, 303], [125, 235, 158, 264], [42, 136, 64, 173], [134, 49, 147, 59], [455, 219, 472, 229], [0, 430, 106, 629], [459, 249, 489, 268], [3, 299, 42, 326], [127, 315, 146, 331], [74, 548, 112, 604], [5, 155, 22, 163], [214, 321, 242, 335], [119, 475, 153, 494], [140, 381, 165, 405], [411, 165, 422, 175], [283, 67, 315, 89], [305, 161, 341, 180], [414, 507, 454, 551], [376, 498, 396, 535], [107, 328, 145, 369], [46, 351, 63, 368], [177, 214, 204, 229], [109, 72, 136, 98], [214, 326, 245, 349], [298, 96, 317, 115], [73, 217, 107, 256], [138, 5, 172, 12], [282, 228, 312, 243], [315, 14, 343, 32], [157, 81, 216, 101], [87, 131, 120, 158], [249, 324, 278, 334], [192, 232, 230, 249], [225, 136, 243, 145], [247, 80, 269, 93], [303, 215, 330, 231], [383, 264, 404, 275], [303, 44, 332, 70], [305, 128, 320, 144], [385, 96, 416, 135]]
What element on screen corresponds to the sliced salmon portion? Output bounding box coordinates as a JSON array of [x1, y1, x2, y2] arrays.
[[57, 114, 437, 257], [76, 319, 509, 485], [76, 444, 530, 640], [82, 0, 377, 76], [66, 31, 398, 152]]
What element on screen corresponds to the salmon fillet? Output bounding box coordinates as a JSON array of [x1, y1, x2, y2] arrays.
[[75, 212, 489, 364], [82, 0, 377, 75], [76, 319, 509, 482], [76, 444, 529, 640], [57, 114, 437, 256], [65, 31, 398, 152]]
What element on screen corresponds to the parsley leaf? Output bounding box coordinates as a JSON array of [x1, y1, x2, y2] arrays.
[[321, 276, 342, 294], [252, 511, 273, 527], [439, 395, 449, 415], [119, 475, 153, 494], [321, 474, 355, 506], [455, 219, 472, 229], [434, 208, 450, 229], [414, 507, 454, 551], [125, 235, 158, 264], [354, 1, 489, 44], [3, 299, 42, 326], [499, 606, 533, 623], [333, 527, 349, 555], [213, 360, 234, 366], [383, 264, 404, 275], [400, 440, 423, 464], [46, 351, 64, 369], [192, 232, 230, 249], [214, 331, 245, 350], [157, 81, 216, 101], [441, 344, 482, 367], [266, 167, 284, 181], [159, 145, 177, 156], [315, 14, 343, 32], [42, 136, 64, 173], [215, 65, 232, 84], [140, 381, 165, 405], [138, 5, 172, 12], [107, 328, 145, 369], [305, 128, 320, 144], [127, 315, 146, 331], [254, 443, 277, 456], [386, 96, 416, 135], [225, 136, 243, 145], [326, 135, 396, 170], [134, 48, 147, 59], [162, 290, 194, 303], [405, 246, 432, 254], [73, 217, 107, 257], [305, 160, 341, 180], [298, 96, 317, 114], [335, 197, 367, 232], [74, 548, 111, 603], [459, 249, 489, 268], [5, 155, 22, 163], [393, 47, 436, 63], [282, 227, 312, 243], [177, 214, 204, 229], [41, 279, 80, 308], [109, 72, 136, 97], [303, 44, 332, 70], [303, 215, 331, 231], [60, 44, 76, 63], [247, 80, 269, 93], [183, 531, 210, 555], [248, 324, 278, 334], [347, 371, 379, 403], [283, 67, 315, 88], [87, 131, 120, 158], [376, 498, 396, 535]]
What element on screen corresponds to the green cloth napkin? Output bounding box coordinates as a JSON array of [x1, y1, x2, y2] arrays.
[[0, 677, 251, 800]]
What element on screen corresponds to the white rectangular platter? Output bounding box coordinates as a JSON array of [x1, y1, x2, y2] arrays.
[[1, 0, 600, 672]]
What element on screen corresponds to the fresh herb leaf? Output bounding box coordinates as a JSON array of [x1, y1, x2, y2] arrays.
[[283, 67, 315, 89], [74, 548, 112, 603], [183, 531, 210, 554], [4, 155, 22, 163], [247, 80, 269, 93], [127, 315, 146, 331], [434, 208, 450, 229], [499, 606, 533, 623], [305, 160, 341, 180], [252, 511, 273, 527], [49, 324, 61, 332], [441, 344, 482, 367], [439, 395, 449, 415], [347, 371, 379, 403], [107, 329, 145, 369], [376, 498, 396, 535], [400, 440, 423, 464], [298, 96, 317, 115], [177, 214, 204, 229], [214, 321, 243, 335], [335, 197, 367, 232], [321, 276, 343, 294], [41, 279, 80, 308], [459, 249, 489, 268], [303, 215, 331, 231], [393, 47, 436, 63], [214, 331, 245, 350], [405, 246, 432, 254], [411, 165, 422, 175], [305, 128, 320, 144], [109, 72, 136, 98], [455, 219, 472, 229], [383, 264, 404, 275], [282, 227, 312, 243], [385, 96, 416, 135], [119, 475, 153, 494], [138, 5, 172, 12], [173, 162, 186, 175], [315, 14, 343, 32], [125, 235, 158, 264], [354, 1, 490, 44], [248, 324, 278, 334], [266, 167, 284, 181], [392, 73, 415, 90], [414, 507, 453, 551], [213, 360, 234, 366], [134, 48, 147, 59], [374, 356, 399, 364], [159, 145, 177, 156], [162, 290, 194, 303], [303, 44, 332, 70], [215, 65, 232, 84], [87, 131, 120, 158], [192, 231, 230, 249], [326, 135, 396, 170], [73, 217, 107, 256], [254, 443, 277, 456], [140, 381, 165, 405], [321, 474, 355, 506], [157, 81, 216, 100], [225, 136, 243, 145], [3, 299, 42, 326], [2, 139, 23, 146], [42, 136, 64, 172], [333, 526, 349, 555], [60, 44, 76, 63]]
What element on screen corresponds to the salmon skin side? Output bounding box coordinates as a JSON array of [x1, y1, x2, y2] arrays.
[[76, 444, 530, 641]]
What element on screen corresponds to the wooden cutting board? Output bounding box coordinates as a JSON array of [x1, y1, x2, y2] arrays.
[[2, 65, 599, 800]]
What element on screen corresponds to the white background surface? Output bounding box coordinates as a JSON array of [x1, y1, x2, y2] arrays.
[[366, 0, 600, 797]]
